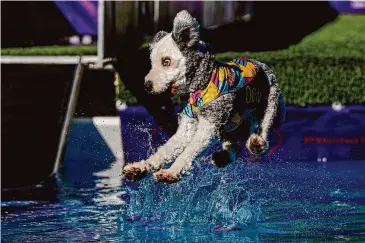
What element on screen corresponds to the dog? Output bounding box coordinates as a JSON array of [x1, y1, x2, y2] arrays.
[[122, 10, 286, 184]]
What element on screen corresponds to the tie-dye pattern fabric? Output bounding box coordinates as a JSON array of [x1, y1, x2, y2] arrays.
[[182, 57, 261, 132]]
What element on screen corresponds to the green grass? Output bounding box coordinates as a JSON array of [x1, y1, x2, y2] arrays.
[[217, 15, 365, 61], [0, 44, 97, 56]]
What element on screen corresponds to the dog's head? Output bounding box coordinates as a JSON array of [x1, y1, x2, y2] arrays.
[[145, 10, 215, 96]]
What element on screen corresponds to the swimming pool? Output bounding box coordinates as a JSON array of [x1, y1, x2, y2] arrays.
[[2, 157, 364, 242]]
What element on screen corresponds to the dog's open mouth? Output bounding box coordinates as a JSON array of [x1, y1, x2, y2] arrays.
[[169, 83, 179, 96]]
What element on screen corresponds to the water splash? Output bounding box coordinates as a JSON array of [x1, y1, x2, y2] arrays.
[[119, 157, 264, 231], [122, 120, 170, 163], [120, 122, 274, 232]]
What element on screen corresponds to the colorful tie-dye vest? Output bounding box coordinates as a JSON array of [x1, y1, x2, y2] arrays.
[[182, 57, 261, 132]]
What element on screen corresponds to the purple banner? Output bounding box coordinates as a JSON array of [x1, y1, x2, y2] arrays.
[[329, 1, 365, 14], [54, 1, 98, 36], [119, 105, 365, 164]]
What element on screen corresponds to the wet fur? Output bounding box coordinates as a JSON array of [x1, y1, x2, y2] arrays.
[[123, 10, 285, 184]]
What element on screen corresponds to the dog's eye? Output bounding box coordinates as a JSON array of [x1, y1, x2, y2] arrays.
[[162, 57, 171, 67]]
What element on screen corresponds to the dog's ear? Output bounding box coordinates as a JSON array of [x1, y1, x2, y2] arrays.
[[149, 30, 168, 51], [172, 10, 200, 48]]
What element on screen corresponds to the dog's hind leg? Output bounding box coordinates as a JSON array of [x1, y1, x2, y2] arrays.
[[247, 84, 282, 156], [123, 115, 197, 182], [212, 139, 240, 168]]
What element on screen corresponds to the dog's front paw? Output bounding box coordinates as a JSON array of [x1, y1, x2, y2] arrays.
[[122, 163, 147, 182], [212, 150, 231, 168], [153, 169, 179, 184], [247, 134, 268, 156]]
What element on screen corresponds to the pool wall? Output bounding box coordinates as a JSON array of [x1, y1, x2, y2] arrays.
[[60, 117, 123, 187], [63, 105, 365, 174], [117, 105, 365, 164], [64, 117, 124, 167]]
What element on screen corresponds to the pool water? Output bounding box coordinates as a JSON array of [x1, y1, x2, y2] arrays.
[[2, 158, 365, 242]]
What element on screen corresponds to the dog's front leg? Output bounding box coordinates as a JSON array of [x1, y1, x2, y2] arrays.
[[154, 117, 219, 184], [123, 115, 197, 182]]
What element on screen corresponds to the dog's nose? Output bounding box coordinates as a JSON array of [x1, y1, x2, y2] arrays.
[[145, 80, 153, 92]]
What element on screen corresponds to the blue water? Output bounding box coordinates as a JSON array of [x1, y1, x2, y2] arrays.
[[2, 158, 365, 242]]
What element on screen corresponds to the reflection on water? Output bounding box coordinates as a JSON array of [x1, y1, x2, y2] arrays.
[[1, 158, 365, 242], [93, 160, 125, 206], [1, 159, 125, 242]]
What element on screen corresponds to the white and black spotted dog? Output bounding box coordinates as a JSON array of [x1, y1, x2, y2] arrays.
[[123, 10, 286, 184]]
